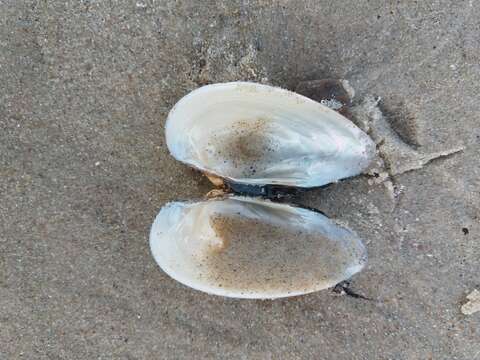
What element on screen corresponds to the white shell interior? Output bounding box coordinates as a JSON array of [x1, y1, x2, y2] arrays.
[[150, 197, 366, 299], [166, 82, 375, 187]]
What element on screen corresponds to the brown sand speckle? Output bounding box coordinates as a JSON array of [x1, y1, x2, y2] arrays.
[[201, 212, 362, 294]]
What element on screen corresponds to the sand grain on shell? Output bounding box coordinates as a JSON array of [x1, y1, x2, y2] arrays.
[[197, 213, 363, 294], [207, 118, 279, 178]]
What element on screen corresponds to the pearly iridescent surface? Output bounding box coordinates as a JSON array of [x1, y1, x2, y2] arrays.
[[166, 82, 375, 187], [150, 197, 366, 299]]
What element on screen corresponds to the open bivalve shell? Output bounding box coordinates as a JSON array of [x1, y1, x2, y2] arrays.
[[166, 82, 375, 187], [150, 196, 367, 299], [151, 81, 374, 299]]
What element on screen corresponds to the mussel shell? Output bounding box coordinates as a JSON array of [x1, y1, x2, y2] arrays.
[[150, 196, 367, 299], [166, 82, 375, 188]]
